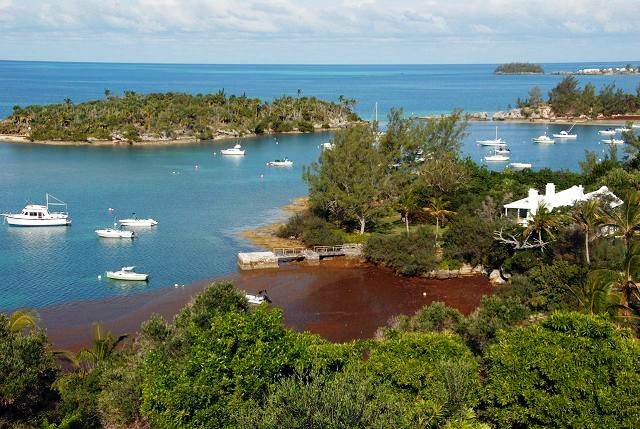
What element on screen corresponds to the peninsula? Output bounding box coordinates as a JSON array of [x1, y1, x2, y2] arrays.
[[0, 91, 360, 145]]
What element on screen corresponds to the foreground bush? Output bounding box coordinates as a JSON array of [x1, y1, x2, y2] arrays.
[[481, 312, 640, 428]]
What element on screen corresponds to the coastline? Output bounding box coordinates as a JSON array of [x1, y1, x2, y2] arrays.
[[0, 127, 342, 147], [1, 115, 639, 147], [41, 259, 493, 351]]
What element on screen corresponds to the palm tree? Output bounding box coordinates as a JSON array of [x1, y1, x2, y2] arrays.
[[523, 203, 564, 252], [601, 190, 640, 250], [589, 240, 640, 322], [75, 322, 128, 372], [7, 308, 39, 332], [568, 270, 619, 315], [424, 196, 455, 246], [573, 199, 604, 265]]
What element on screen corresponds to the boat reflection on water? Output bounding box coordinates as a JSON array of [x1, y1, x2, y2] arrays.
[[6, 226, 70, 249]]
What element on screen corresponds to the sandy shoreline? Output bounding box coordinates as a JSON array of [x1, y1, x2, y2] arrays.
[[40, 259, 493, 351]]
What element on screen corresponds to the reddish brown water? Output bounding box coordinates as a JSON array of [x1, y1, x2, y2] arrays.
[[40, 259, 493, 351]]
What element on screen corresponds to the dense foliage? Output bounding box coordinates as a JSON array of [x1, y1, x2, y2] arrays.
[[494, 62, 544, 74], [518, 74, 640, 117], [3, 94, 640, 427], [0, 90, 360, 142]]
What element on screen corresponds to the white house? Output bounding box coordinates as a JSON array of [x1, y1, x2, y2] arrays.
[[503, 183, 621, 224]]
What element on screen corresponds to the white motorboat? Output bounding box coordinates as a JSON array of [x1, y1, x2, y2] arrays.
[[266, 157, 293, 167], [95, 225, 135, 239], [601, 138, 625, 144], [476, 126, 506, 146], [532, 133, 555, 144], [220, 144, 245, 155], [553, 124, 577, 139], [2, 193, 71, 226], [118, 216, 158, 227], [552, 130, 577, 139], [598, 128, 616, 136], [510, 162, 533, 169], [105, 266, 148, 281]]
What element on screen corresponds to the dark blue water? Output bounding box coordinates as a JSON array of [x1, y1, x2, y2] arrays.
[[0, 61, 638, 311]]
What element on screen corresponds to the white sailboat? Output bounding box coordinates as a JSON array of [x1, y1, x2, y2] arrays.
[[553, 123, 577, 139], [476, 126, 506, 146]]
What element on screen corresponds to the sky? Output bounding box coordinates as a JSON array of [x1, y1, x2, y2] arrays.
[[0, 0, 638, 64]]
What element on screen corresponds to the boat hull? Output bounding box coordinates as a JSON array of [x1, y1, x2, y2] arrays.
[[95, 228, 135, 238], [553, 133, 577, 139], [118, 218, 157, 227], [4, 215, 70, 226], [266, 161, 293, 167]]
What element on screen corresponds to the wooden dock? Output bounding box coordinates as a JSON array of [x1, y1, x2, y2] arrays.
[[237, 244, 362, 270]]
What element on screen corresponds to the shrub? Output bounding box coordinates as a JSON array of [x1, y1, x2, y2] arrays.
[[364, 228, 438, 276], [301, 215, 345, 247], [296, 120, 314, 133]]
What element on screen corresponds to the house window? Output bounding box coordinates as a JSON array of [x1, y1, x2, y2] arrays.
[[518, 208, 528, 218]]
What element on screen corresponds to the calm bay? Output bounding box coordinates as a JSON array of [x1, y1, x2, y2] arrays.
[[0, 61, 639, 312]]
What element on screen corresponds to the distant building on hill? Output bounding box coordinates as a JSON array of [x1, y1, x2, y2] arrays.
[[503, 183, 621, 225]]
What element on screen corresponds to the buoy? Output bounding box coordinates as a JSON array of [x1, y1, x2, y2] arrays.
[[98, 275, 102, 280]]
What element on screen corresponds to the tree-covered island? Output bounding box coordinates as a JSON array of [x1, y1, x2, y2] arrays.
[[0, 90, 360, 144], [494, 62, 544, 74]]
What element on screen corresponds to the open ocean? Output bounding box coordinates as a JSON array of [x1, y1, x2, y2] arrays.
[[0, 61, 639, 311]]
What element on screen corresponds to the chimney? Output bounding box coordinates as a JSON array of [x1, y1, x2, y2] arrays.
[[546, 183, 555, 196]]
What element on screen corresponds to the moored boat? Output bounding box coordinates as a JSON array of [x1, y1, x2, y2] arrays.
[[2, 193, 71, 226], [553, 130, 577, 139], [598, 128, 616, 136], [220, 144, 245, 155], [601, 138, 625, 144], [95, 226, 135, 239], [484, 146, 510, 162], [105, 266, 148, 281], [476, 126, 506, 146], [532, 133, 555, 144], [266, 157, 293, 167], [509, 162, 533, 169], [118, 215, 158, 227]]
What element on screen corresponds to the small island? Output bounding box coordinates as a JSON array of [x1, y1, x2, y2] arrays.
[[0, 91, 361, 145], [494, 62, 544, 74]]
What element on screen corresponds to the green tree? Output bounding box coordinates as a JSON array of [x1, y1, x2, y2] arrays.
[[8, 308, 39, 332], [482, 312, 640, 428], [305, 124, 389, 234], [523, 202, 564, 252], [572, 198, 604, 265], [139, 282, 313, 428], [365, 331, 481, 427], [424, 196, 455, 246], [548, 75, 580, 116], [0, 312, 60, 427]]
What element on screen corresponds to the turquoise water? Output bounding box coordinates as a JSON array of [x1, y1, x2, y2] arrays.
[[0, 61, 638, 311]]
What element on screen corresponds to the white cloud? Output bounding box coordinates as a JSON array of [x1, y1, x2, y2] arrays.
[[0, 0, 638, 63]]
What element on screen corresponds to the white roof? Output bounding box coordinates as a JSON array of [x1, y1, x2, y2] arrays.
[[504, 184, 620, 211]]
